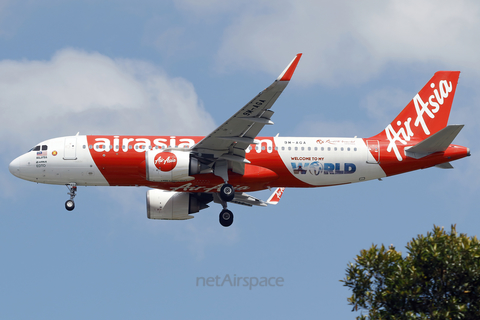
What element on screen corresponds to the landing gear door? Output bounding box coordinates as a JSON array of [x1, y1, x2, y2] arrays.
[[366, 140, 380, 164], [64, 137, 77, 160]]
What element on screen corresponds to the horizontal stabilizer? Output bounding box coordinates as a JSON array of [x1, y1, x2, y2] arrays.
[[405, 125, 464, 159], [435, 162, 454, 169]]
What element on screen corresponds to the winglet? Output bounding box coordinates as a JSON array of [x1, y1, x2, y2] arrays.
[[277, 54, 302, 81], [266, 187, 285, 205]]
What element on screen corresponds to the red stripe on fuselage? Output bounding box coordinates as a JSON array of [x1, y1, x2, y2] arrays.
[[86, 135, 311, 192]]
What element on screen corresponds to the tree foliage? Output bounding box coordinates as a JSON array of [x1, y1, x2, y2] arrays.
[[341, 225, 480, 319]]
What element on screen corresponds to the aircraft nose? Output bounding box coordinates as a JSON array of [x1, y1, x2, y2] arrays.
[[9, 157, 20, 177]]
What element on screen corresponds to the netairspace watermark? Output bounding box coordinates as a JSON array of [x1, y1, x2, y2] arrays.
[[196, 274, 284, 290]]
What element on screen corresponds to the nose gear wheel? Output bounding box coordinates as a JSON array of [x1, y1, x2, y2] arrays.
[[65, 183, 77, 211]]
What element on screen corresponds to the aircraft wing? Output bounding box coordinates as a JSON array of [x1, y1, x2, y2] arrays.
[[191, 54, 302, 176]]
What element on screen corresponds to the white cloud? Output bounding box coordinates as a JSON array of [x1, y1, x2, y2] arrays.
[[212, 0, 480, 85], [0, 48, 215, 149], [0, 48, 217, 204], [361, 1, 479, 63]]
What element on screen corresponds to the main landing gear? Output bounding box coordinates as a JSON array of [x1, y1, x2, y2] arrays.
[[65, 183, 77, 211], [218, 183, 235, 227], [213, 160, 236, 227], [219, 183, 235, 202], [219, 209, 234, 227]]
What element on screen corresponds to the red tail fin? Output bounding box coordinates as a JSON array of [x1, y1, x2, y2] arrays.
[[370, 71, 460, 161]]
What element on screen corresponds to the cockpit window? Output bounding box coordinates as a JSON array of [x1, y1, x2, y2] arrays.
[[29, 145, 47, 152]]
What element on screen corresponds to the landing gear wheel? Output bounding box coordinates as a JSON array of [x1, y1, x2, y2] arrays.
[[65, 183, 77, 211], [219, 209, 234, 227], [65, 200, 75, 211], [220, 183, 235, 202]]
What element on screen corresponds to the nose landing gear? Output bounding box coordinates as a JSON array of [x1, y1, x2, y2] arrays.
[[65, 183, 77, 211]]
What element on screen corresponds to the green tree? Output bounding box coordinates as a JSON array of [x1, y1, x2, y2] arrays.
[[341, 225, 480, 319]]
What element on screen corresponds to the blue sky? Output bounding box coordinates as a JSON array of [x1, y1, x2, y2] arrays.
[[1, 1, 479, 319]]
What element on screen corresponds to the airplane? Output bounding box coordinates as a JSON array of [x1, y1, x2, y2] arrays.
[[8, 53, 470, 227]]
